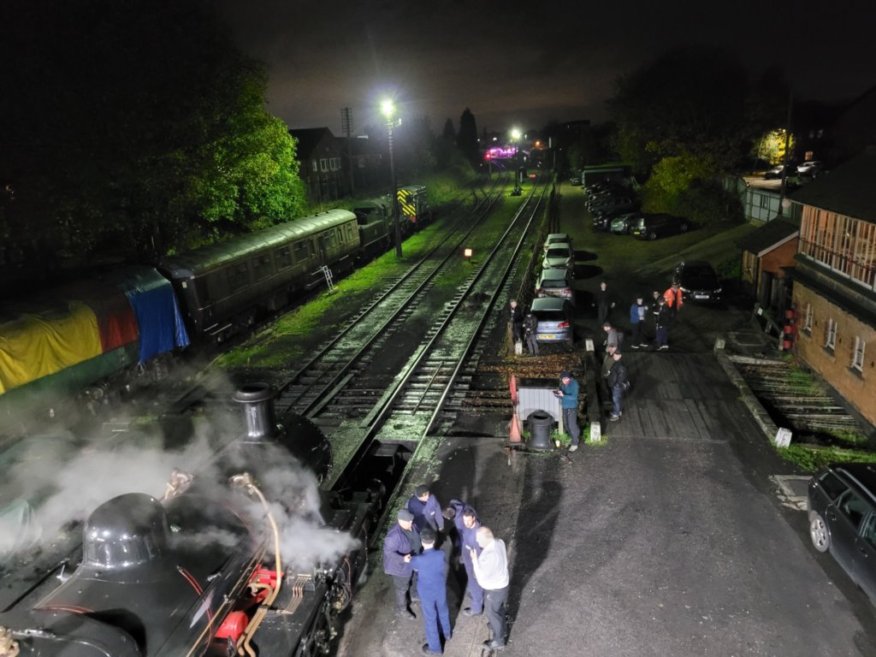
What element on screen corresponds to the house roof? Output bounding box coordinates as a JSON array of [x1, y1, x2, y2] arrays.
[[289, 127, 335, 159], [738, 219, 799, 257], [788, 150, 876, 223]]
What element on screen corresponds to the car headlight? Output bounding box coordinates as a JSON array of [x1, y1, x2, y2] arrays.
[[715, 288, 722, 294]]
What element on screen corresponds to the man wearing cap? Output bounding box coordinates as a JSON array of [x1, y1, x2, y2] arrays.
[[384, 508, 421, 620], [407, 484, 445, 534], [555, 371, 581, 452], [468, 527, 509, 650], [409, 528, 452, 655], [445, 499, 484, 616]]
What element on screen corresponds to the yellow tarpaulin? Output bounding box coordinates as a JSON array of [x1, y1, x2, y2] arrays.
[[0, 301, 101, 394]]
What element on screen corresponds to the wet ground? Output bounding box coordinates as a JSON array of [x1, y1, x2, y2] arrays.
[[334, 183, 876, 657]]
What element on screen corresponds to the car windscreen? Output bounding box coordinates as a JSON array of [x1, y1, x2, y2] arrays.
[[546, 248, 569, 258], [533, 309, 565, 321], [541, 279, 568, 288]]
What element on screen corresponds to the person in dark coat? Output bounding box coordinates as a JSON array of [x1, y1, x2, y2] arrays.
[[655, 296, 672, 351], [594, 280, 615, 325], [648, 290, 662, 341], [383, 508, 421, 619], [508, 299, 523, 344], [409, 528, 452, 655], [407, 484, 445, 533], [607, 351, 629, 421], [523, 311, 539, 355], [445, 499, 484, 616]]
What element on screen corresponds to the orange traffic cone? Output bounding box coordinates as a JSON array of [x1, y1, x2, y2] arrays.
[[508, 413, 523, 444]]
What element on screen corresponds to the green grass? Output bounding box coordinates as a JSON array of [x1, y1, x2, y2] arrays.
[[781, 444, 876, 472]]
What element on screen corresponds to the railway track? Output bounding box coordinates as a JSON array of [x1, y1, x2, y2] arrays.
[[322, 185, 549, 490], [272, 190, 505, 419]]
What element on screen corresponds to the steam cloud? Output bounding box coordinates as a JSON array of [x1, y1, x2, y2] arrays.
[[0, 404, 359, 574]]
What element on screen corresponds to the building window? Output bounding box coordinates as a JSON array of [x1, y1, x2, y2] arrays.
[[320, 158, 328, 172], [852, 337, 866, 373], [803, 303, 813, 333], [311, 160, 318, 172], [824, 318, 837, 351]]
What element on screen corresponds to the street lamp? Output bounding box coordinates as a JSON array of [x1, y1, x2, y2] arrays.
[[510, 127, 523, 195], [381, 98, 403, 258]]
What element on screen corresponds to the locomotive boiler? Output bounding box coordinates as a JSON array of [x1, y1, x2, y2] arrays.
[[0, 383, 384, 657]]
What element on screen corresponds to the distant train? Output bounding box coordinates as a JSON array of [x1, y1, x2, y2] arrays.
[[0, 189, 433, 419], [0, 383, 397, 657]]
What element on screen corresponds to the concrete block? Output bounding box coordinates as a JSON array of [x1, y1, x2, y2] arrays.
[[774, 427, 792, 448], [589, 421, 602, 443]]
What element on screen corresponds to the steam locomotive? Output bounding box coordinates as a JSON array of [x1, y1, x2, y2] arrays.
[[0, 383, 399, 657], [0, 188, 432, 423]]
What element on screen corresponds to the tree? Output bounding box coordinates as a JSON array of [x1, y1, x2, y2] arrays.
[[609, 46, 750, 175], [0, 0, 306, 267], [457, 108, 480, 167]]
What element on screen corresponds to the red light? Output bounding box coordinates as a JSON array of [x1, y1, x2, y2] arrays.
[[558, 321, 569, 328]]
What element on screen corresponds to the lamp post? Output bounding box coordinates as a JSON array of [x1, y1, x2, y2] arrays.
[[381, 98, 402, 258], [510, 127, 522, 195]]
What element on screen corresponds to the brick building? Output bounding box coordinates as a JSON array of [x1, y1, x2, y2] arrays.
[[289, 127, 346, 203], [788, 151, 876, 425], [739, 219, 799, 312]]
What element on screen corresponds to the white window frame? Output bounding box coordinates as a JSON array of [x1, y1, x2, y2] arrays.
[[852, 336, 865, 372], [825, 317, 837, 351], [803, 303, 813, 333], [320, 158, 328, 172]]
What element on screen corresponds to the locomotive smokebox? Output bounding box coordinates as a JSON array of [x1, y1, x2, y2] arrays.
[[233, 382, 278, 441]]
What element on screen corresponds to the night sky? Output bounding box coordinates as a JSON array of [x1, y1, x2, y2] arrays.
[[216, 0, 876, 136]]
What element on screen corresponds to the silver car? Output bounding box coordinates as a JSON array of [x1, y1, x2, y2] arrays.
[[541, 242, 574, 271], [530, 297, 573, 344], [543, 233, 571, 252], [535, 267, 573, 300]]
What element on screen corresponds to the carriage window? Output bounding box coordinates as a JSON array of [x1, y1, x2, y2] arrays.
[[276, 247, 292, 268], [251, 254, 272, 281], [226, 264, 250, 291], [293, 241, 311, 261]]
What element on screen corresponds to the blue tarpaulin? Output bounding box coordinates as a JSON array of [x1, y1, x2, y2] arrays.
[[114, 267, 190, 363]]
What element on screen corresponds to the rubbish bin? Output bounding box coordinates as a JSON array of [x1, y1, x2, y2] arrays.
[[527, 410, 554, 451]]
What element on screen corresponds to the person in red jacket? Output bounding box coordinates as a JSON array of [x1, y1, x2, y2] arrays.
[[663, 282, 684, 317]]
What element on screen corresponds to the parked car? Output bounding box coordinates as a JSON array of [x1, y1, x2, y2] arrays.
[[674, 260, 722, 302], [632, 214, 691, 240], [808, 463, 876, 601], [535, 267, 574, 300], [797, 160, 823, 177], [590, 197, 636, 215], [530, 297, 574, 344], [543, 233, 571, 252], [610, 212, 642, 235], [763, 163, 797, 180], [542, 243, 574, 271]]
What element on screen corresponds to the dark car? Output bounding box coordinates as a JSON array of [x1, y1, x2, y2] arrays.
[[674, 260, 721, 302], [808, 463, 876, 601], [610, 212, 643, 235], [632, 214, 691, 240]]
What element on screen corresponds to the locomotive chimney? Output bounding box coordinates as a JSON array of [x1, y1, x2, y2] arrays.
[[233, 383, 278, 441]]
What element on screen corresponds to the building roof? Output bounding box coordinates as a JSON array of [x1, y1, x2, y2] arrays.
[[289, 127, 335, 160], [738, 219, 799, 257], [789, 150, 876, 223]]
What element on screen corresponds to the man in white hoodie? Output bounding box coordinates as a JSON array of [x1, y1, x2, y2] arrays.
[[468, 526, 509, 650]]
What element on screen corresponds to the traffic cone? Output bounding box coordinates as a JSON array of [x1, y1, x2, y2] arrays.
[[508, 413, 523, 444]]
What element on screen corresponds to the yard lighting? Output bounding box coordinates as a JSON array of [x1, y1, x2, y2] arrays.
[[381, 98, 402, 258]]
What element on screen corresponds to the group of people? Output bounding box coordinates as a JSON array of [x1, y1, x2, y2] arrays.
[[383, 484, 510, 654], [598, 280, 684, 421], [508, 299, 540, 355]]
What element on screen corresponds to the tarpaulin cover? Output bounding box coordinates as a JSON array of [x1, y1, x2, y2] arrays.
[[115, 267, 190, 363], [0, 301, 101, 394], [57, 280, 139, 352]]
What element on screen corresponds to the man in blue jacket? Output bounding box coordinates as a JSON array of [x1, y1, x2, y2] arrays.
[[556, 371, 581, 452], [409, 528, 452, 655], [629, 295, 648, 348], [383, 508, 421, 620], [446, 499, 483, 616], [407, 484, 445, 534]]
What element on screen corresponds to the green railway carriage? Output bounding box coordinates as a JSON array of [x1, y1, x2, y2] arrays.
[[160, 210, 360, 341]]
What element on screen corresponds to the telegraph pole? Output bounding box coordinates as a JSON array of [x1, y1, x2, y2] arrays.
[[341, 107, 355, 196]]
